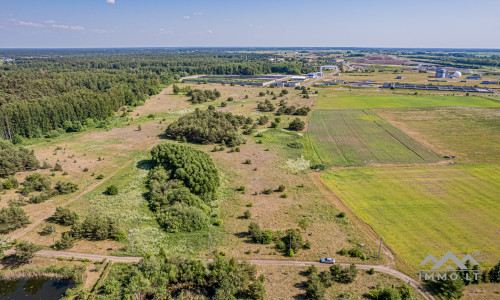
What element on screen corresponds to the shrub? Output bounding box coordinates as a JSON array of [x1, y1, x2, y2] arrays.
[[214, 218, 223, 226], [56, 232, 75, 250], [243, 210, 251, 219], [3, 177, 19, 190], [165, 108, 243, 146], [368, 268, 375, 275], [28, 192, 51, 204], [304, 240, 312, 249], [156, 204, 209, 233], [96, 174, 105, 180], [287, 142, 303, 149], [0, 205, 30, 234], [277, 185, 286, 192], [236, 186, 246, 193], [83, 168, 89, 172], [14, 241, 41, 263], [40, 223, 54, 236], [248, 222, 261, 242], [52, 207, 79, 226], [105, 185, 118, 195], [337, 212, 346, 218], [0, 142, 39, 177], [71, 214, 120, 241], [259, 230, 275, 244], [288, 118, 305, 131], [54, 181, 79, 195], [41, 161, 52, 169], [221, 102, 227, 107], [52, 163, 63, 172], [281, 193, 288, 198], [262, 188, 272, 195], [243, 159, 252, 165], [23, 173, 51, 192], [247, 202, 254, 207]]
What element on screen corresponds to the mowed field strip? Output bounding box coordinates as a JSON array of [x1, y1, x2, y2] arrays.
[[305, 109, 440, 167], [321, 164, 500, 272], [317, 95, 500, 109]]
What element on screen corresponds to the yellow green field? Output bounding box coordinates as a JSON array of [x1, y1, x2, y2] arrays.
[[317, 95, 500, 109], [305, 109, 440, 167], [321, 164, 500, 273]]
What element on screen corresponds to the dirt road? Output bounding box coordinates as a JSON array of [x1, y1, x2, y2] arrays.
[[32, 249, 434, 300]]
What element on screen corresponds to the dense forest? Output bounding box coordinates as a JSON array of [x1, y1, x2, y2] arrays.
[[0, 52, 316, 140]]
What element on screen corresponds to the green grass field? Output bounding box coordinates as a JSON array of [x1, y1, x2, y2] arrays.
[[376, 107, 500, 164], [318, 95, 500, 109], [321, 164, 500, 271], [305, 109, 440, 167]]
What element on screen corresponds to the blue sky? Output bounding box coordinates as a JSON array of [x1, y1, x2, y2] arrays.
[[1, 0, 499, 48]]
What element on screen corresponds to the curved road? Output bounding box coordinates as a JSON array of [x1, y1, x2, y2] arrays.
[[34, 249, 434, 300]]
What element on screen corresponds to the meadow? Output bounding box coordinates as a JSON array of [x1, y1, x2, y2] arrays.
[[317, 94, 500, 109], [376, 106, 500, 164], [305, 109, 440, 167], [321, 164, 500, 272]]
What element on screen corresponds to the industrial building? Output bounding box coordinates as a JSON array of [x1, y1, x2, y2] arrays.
[[482, 80, 500, 84], [466, 76, 482, 80], [290, 76, 307, 81], [436, 68, 446, 78], [383, 82, 492, 93]]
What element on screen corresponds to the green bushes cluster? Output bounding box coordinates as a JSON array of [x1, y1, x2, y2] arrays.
[[165, 108, 245, 146], [71, 214, 120, 241], [187, 88, 221, 104], [0, 203, 30, 234], [148, 143, 220, 232], [248, 222, 308, 256], [0, 141, 39, 177], [103, 254, 265, 299]]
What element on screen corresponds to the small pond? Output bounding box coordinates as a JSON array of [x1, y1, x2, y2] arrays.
[[0, 277, 75, 299]]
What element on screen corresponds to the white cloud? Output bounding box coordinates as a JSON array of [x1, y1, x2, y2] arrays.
[[43, 20, 56, 24], [183, 16, 190, 20], [52, 24, 85, 31], [106, 0, 116, 4], [9, 19, 43, 27], [207, 29, 213, 34], [193, 12, 203, 15]]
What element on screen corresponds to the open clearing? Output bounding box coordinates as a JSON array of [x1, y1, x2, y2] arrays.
[[317, 95, 500, 109], [321, 164, 500, 273], [375, 106, 500, 164], [305, 109, 440, 167]]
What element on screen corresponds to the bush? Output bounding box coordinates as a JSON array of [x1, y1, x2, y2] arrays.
[[236, 186, 246, 193], [221, 102, 227, 107], [52, 207, 79, 226], [368, 267, 375, 275], [96, 174, 105, 180], [0, 205, 30, 234], [3, 177, 19, 190], [277, 185, 286, 192], [304, 240, 312, 249], [54, 181, 79, 195], [243, 210, 251, 219], [337, 212, 346, 218], [248, 222, 261, 242], [56, 232, 75, 250], [243, 159, 252, 165], [287, 141, 303, 149], [156, 204, 209, 233], [14, 241, 41, 263], [41, 161, 52, 169], [71, 214, 120, 241], [28, 192, 51, 204], [23, 173, 51, 192], [262, 188, 272, 195], [40, 223, 54, 236], [0, 141, 39, 177], [288, 118, 305, 131], [259, 230, 275, 244], [52, 163, 63, 172], [247, 202, 254, 207], [105, 185, 118, 195], [165, 108, 243, 146]]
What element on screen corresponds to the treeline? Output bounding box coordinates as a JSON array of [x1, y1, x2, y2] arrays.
[[0, 52, 317, 139], [165, 107, 245, 146], [148, 143, 220, 233], [100, 253, 265, 299]]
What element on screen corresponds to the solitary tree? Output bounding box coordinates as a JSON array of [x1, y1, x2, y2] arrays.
[[299, 219, 308, 233]]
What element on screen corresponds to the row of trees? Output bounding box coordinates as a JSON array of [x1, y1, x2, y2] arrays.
[[187, 88, 221, 104], [148, 143, 220, 233]]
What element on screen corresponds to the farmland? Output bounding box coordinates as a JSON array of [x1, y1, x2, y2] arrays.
[[305, 109, 440, 167], [376, 106, 500, 164], [317, 94, 500, 109], [321, 164, 500, 272]]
